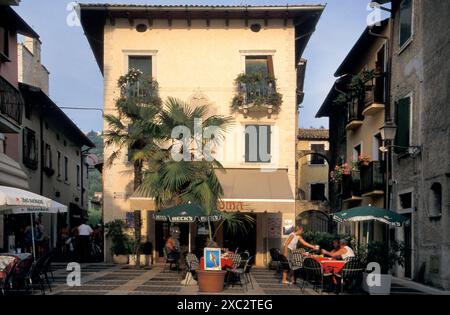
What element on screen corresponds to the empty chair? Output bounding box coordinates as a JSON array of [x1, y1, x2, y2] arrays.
[[227, 256, 254, 291], [163, 247, 180, 273], [184, 253, 200, 286]]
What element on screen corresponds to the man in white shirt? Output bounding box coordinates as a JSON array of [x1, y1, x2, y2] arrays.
[[77, 220, 93, 262]]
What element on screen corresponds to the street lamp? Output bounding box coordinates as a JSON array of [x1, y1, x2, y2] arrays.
[[379, 120, 397, 214], [380, 120, 397, 142]]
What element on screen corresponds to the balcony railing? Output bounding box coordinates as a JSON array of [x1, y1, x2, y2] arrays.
[[341, 170, 361, 200], [364, 83, 385, 107], [238, 81, 277, 106], [361, 161, 385, 195], [232, 73, 282, 118], [0, 76, 23, 126], [347, 98, 364, 122]]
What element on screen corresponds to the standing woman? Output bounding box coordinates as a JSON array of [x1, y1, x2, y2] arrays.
[[282, 225, 319, 285]]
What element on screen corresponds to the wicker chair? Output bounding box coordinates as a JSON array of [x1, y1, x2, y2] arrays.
[[163, 247, 180, 273], [184, 253, 200, 286], [225, 253, 242, 286], [301, 257, 331, 294], [335, 257, 364, 293], [1, 257, 18, 295]]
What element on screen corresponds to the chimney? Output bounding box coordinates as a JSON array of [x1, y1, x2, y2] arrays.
[[23, 36, 41, 62]]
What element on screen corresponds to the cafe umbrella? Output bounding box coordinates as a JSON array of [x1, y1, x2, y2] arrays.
[[152, 203, 222, 252], [332, 204, 408, 227], [0, 186, 68, 259]]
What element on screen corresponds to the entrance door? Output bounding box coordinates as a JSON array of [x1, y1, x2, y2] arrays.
[[223, 213, 256, 256], [403, 213, 412, 278]]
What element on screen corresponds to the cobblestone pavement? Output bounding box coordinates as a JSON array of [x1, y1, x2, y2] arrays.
[[36, 263, 427, 296]]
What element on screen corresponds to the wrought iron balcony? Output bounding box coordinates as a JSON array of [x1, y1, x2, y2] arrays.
[[363, 83, 385, 116], [346, 98, 364, 130], [0, 76, 23, 130], [341, 170, 362, 201], [360, 161, 385, 196], [232, 73, 282, 118]]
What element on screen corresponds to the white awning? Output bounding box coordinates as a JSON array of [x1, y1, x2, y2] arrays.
[[0, 153, 29, 190]]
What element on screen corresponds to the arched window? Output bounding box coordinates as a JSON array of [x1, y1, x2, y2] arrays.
[[430, 183, 442, 217]]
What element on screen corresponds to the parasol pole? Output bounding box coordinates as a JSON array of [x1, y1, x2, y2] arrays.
[[188, 222, 192, 253], [30, 213, 36, 261]]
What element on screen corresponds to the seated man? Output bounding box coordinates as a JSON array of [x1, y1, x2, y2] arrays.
[[321, 239, 355, 260], [330, 239, 340, 254], [165, 235, 180, 261]]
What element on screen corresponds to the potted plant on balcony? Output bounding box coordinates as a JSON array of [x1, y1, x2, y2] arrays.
[[231, 72, 282, 117], [360, 241, 406, 295], [358, 155, 371, 167], [330, 163, 351, 183], [105, 219, 130, 264]]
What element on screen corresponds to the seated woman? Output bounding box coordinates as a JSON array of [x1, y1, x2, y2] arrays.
[[321, 239, 355, 260]]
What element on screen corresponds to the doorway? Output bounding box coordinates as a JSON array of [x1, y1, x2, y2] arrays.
[[403, 213, 412, 278], [223, 213, 256, 256]]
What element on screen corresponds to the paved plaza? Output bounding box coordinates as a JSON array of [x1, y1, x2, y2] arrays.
[[38, 263, 429, 296]]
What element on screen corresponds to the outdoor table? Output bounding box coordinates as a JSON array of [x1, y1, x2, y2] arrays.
[[199, 256, 234, 271], [0, 253, 32, 280], [313, 256, 346, 285], [0, 255, 18, 280]]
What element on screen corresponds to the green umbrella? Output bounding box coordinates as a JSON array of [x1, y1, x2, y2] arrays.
[[332, 205, 408, 227], [153, 203, 222, 223], [153, 204, 222, 252]]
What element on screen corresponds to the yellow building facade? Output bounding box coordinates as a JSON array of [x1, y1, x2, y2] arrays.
[[80, 4, 324, 266]]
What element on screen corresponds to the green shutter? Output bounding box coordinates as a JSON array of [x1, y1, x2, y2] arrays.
[[395, 97, 411, 153], [399, 0, 413, 47]]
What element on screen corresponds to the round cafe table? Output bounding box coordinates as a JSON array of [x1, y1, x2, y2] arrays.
[[314, 256, 346, 274], [200, 256, 234, 270], [313, 256, 346, 286]]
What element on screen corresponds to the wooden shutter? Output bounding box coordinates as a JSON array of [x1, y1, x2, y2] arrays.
[[395, 97, 411, 153], [267, 56, 274, 77]]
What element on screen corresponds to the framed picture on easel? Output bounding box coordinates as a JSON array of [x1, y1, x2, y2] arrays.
[[204, 248, 222, 271]]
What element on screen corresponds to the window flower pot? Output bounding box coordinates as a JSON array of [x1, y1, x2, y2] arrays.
[[197, 270, 226, 293]]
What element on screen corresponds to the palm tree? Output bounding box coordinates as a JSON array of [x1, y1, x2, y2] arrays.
[[138, 97, 251, 241], [104, 69, 162, 267]]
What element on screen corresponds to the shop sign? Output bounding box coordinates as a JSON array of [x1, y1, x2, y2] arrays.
[[218, 201, 245, 211]]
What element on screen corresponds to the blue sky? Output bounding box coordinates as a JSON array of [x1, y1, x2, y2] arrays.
[[15, 0, 381, 132]]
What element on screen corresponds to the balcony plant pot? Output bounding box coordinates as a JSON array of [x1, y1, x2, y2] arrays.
[[197, 270, 226, 293], [112, 255, 129, 264], [362, 272, 392, 295]]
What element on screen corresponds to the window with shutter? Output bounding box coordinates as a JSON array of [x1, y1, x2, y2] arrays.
[[310, 183, 326, 201], [395, 96, 411, 153], [310, 144, 325, 165], [399, 0, 413, 48], [23, 128, 38, 169], [245, 125, 271, 163]]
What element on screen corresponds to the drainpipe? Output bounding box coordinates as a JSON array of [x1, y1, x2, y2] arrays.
[[39, 112, 44, 196]]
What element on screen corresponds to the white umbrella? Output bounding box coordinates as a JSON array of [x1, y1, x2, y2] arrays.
[[0, 186, 68, 259], [0, 186, 53, 210]]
